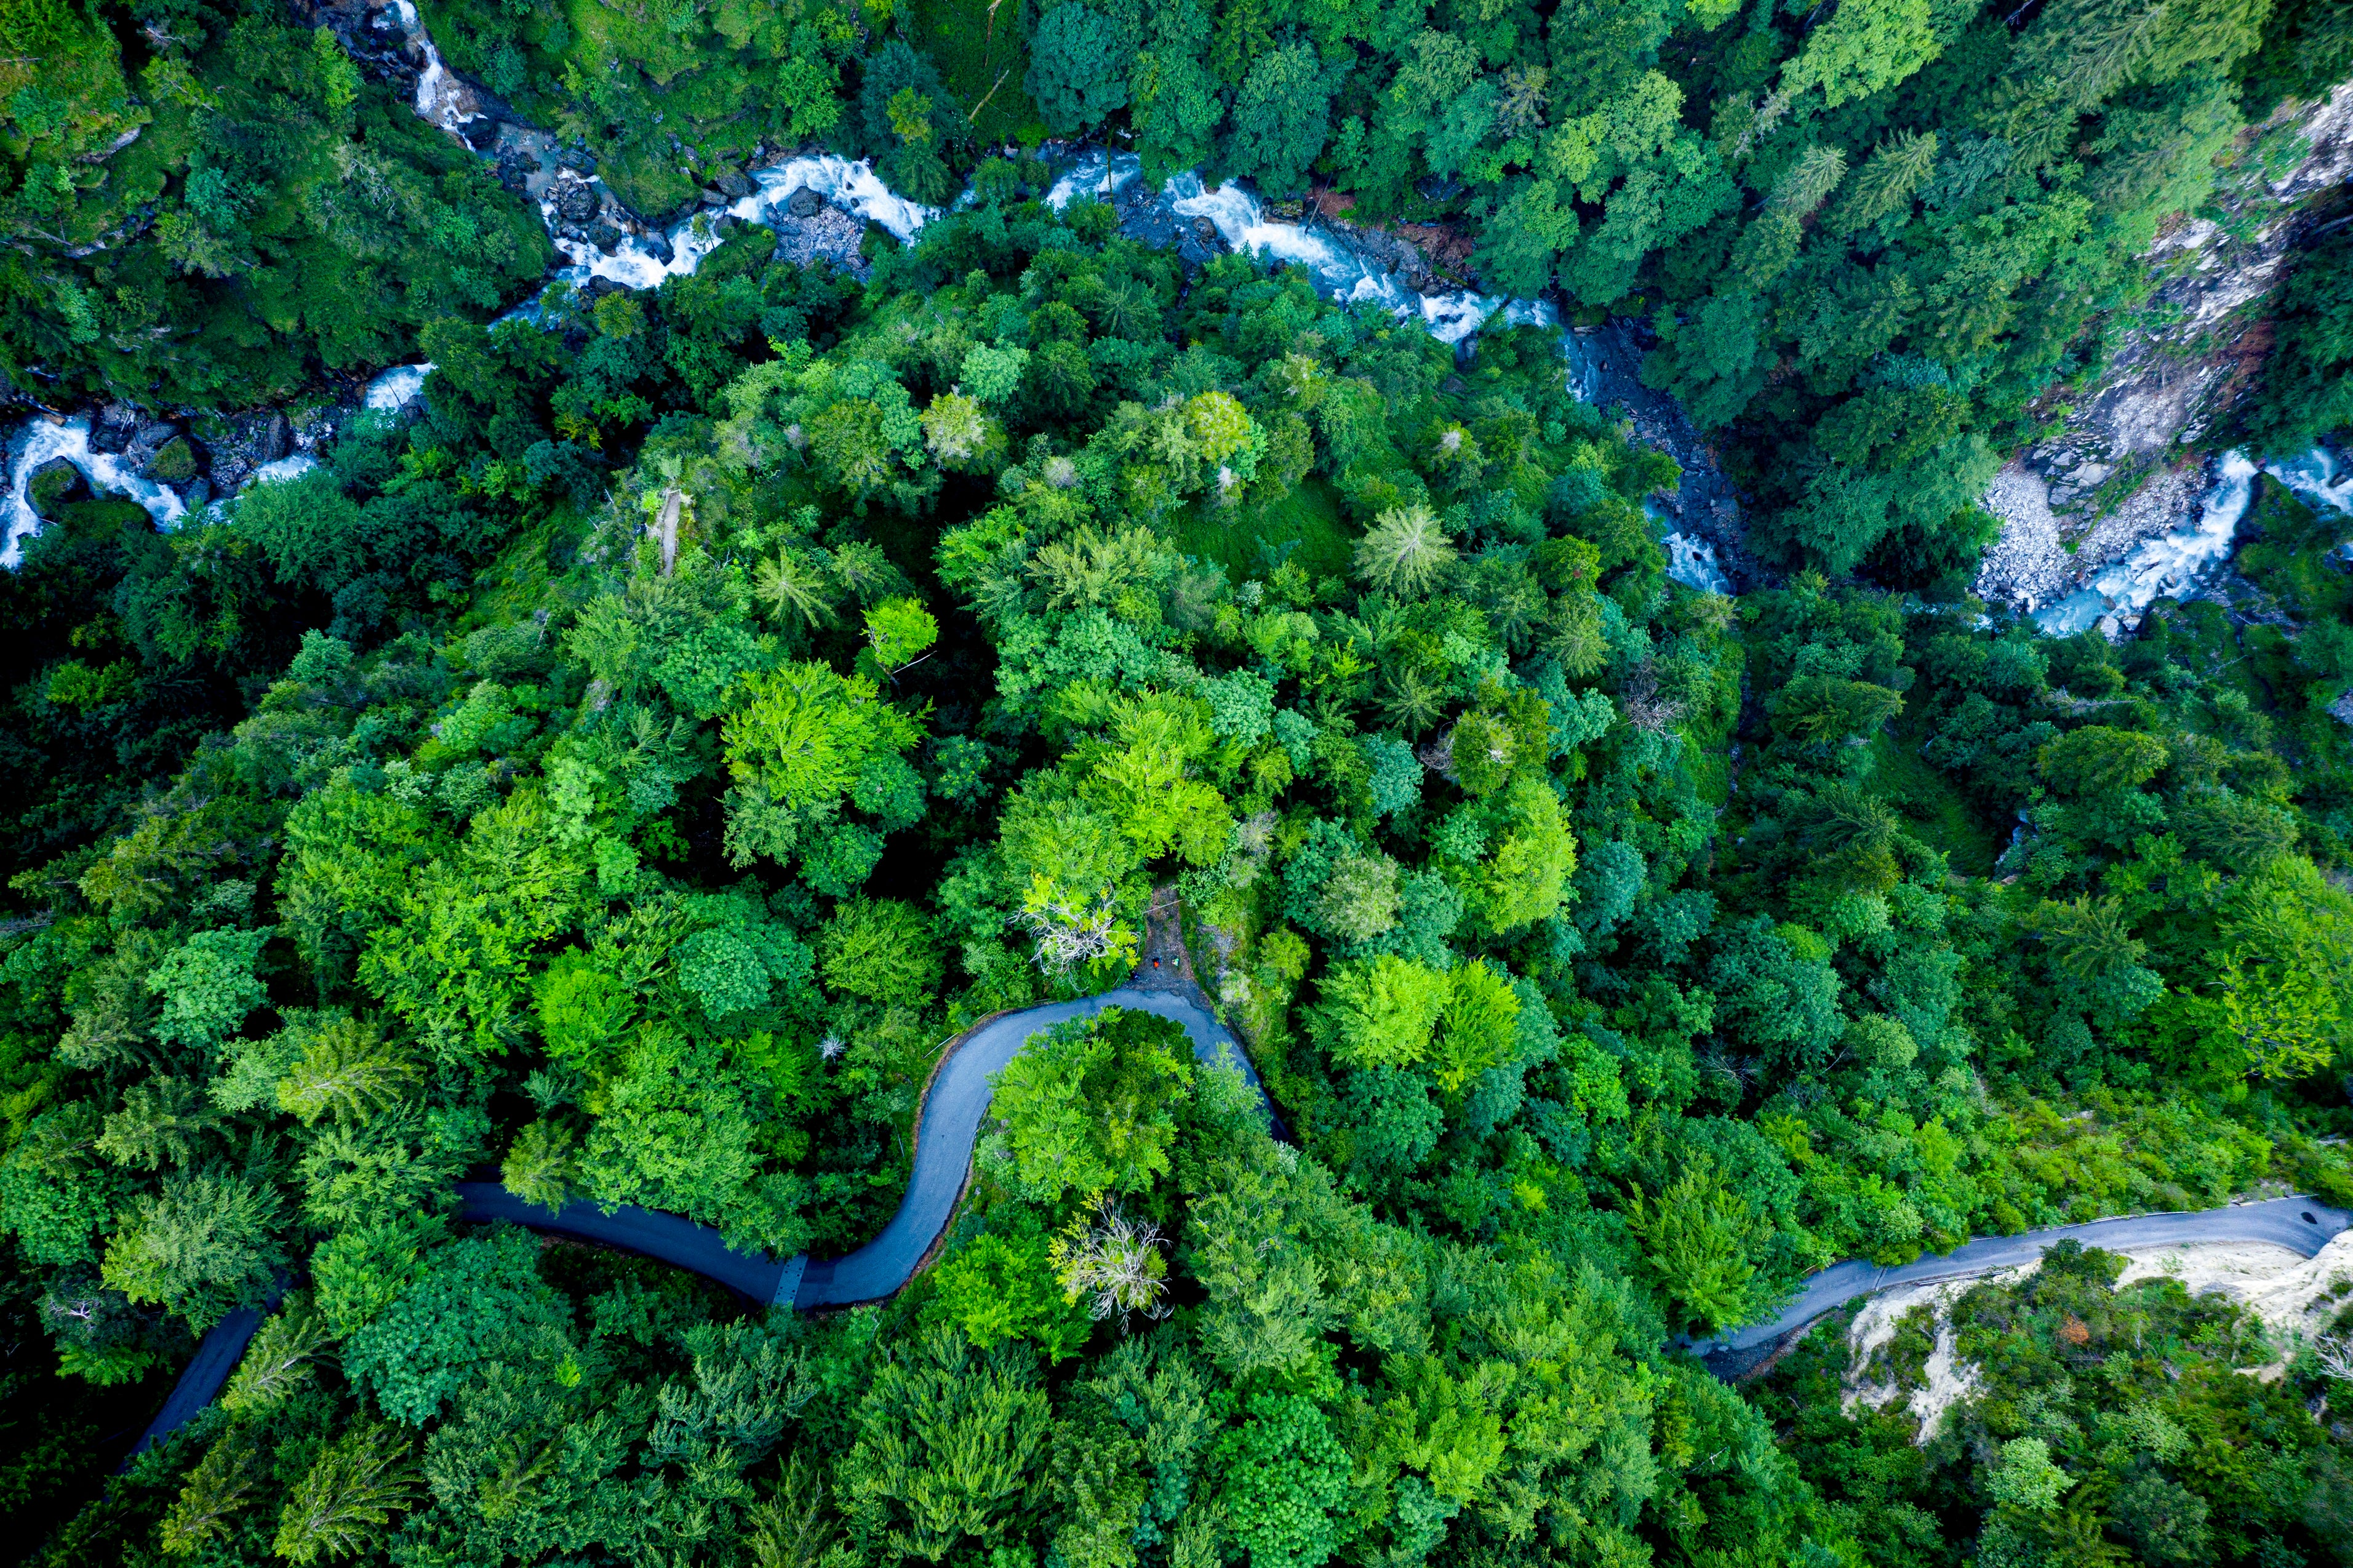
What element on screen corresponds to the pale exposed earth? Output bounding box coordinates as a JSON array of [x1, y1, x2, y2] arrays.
[[1842, 1231, 2353, 1439]]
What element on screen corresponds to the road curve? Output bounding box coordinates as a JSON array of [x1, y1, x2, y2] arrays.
[[126, 985, 1266, 1457], [124, 977, 2348, 1452], [788, 985, 1274, 1308], [122, 1287, 282, 1464], [457, 985, 1274, 1310], [1696, 1195, 2352, 1374]]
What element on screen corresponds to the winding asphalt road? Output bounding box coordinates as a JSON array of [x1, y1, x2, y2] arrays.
[[127, 978, 2350, 1453], [786, 984, 1277, 1308], [129, 983, 1266, 1456], [1694, 1194, 2352, 1377], [452, 985, 1276, 1311]]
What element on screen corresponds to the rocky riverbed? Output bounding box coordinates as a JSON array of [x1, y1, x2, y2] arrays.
[[1976, 83, 2353, 624]]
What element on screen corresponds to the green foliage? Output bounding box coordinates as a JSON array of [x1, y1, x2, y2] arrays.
[[724, 660, 925, 866], [983, 1008, 1193, 1202], [146, 927, 271, 1054], [929, 1229, 1093, 1359], [840, 1324, 1052, 1562], [343, 1226, 569, 1423], [100, 1169, 284, 1331], [1026, 4, 1133, 134], [821, 897, 943, 1002], [1625, 1156, 1772, 1332], [1754, 1241, 2346, 1568], [1215, 1393, 1349, 1568], [3, 98, 2351, 1568], [272, 1420, 425, 1564]]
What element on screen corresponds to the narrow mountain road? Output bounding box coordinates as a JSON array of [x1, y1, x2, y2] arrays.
[[128, 966, 2351, 1453], [455, 980, 1274, 1311], [1696, 1195, 2352, 1378], [129, 974, 1259, 1457], [785, 982, 1273, 1308]]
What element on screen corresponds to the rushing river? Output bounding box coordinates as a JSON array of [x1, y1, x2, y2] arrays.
[[2032, 449, 2353, 636], [4, 2, 1732, 578], [14, 10, 2333, 615]]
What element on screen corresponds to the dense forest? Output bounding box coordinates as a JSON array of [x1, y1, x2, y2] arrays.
[[4, 1, 2353, 1567]]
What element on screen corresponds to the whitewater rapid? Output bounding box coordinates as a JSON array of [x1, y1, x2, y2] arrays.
[[2033, 448, 2353, 635], [15, 6, 2335, 617], [1, 418, 187, 567], [1, 364, 429, 565]]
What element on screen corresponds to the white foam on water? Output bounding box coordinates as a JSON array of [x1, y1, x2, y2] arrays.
[[2265, 446, 2353, 515], [3, 417, 188, 566], [375, 1, 1589, 390], [1559, 328, 1605, 404], [387, 1, 477, 135], [2035, 451, 2259, 635], [1666, 532, 1732, 594], [548, 153, 940, 294], [744, 154, 937, 244], [1044, 150, 1143, 211], [364, 362, 433, 410], [1155, 172, 1546, 346], [245, 455, 319, 487]]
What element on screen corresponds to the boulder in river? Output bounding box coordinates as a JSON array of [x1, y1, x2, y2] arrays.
[[556, 183, 599, 223], [142, 435, 203, 484], [786, 185, 821, 218], [89, 404, 137, 454], [716, 169, 752, 199], [588, 222, 623, 252], [28, 457, 88, 517]]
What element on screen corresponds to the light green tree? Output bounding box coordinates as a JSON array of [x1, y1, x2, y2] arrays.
[[982, 1008, 1194, 1202], [1310, 954, 1450, 1071], [1624, 1157, 1770, 1333], [147, 926, 272, 1053], [102, 1169, 284, 1330], [273, 1422, 426, 1564], [1354, 505, 1458, 596], [839, 1324, 1052, 1563]]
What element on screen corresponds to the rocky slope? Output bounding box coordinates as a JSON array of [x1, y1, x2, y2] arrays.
[[1977, 84, 2353, 619]]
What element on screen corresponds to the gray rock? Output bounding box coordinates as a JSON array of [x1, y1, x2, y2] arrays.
[[769, 203, 871, 279], [89, 405, 137, 454], [700, 188, 727, 207], [717, 169, 753, 199], [556, 183, 599, 223], [588, 222, 624, 252], [786, 185, 821, 218], [255, 412, 291, 463], [135, 420, 178, 449]]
